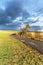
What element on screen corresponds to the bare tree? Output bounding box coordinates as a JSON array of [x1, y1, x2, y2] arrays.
[[19, 23, 30, 36], [24, 23, 30, 32]]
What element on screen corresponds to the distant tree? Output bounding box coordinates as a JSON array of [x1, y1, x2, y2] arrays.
[[19, 22, 30, 36], [24, 23, 30, 32]]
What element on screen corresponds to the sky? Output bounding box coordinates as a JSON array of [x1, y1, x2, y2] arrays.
[[0, 0, 43, 31]]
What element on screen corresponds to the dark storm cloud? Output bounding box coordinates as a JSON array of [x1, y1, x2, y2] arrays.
[[0, 0, 30, 24], [0, 0, 43, 31], [22, 10, 30, 20], [0, 0, 30, 30], [6, 0, 23, 19], [6, 22, 21, 30], [0, 9, 11, 25]]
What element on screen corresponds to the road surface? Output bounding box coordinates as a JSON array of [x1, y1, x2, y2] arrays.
[[11, 34, 43, 54]]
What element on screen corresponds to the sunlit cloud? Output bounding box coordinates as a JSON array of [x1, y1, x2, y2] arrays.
[[0, 0, 43, 31], [13, 16, 22, 23], [31, 21, 43, 26], [31, 15, 43, 26]]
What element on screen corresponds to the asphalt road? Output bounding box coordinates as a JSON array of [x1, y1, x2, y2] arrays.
[[11, 35, 43, 54]]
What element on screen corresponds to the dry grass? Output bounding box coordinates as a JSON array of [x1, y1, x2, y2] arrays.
[[0, 30, 43, 65], [22, 31, 43, 41]]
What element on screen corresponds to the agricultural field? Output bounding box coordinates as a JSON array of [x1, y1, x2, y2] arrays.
[[0, 30, 43, 65], [22, 31, 43, 41]]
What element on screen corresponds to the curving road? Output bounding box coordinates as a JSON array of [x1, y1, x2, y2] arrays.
[[11, 34, 43, 54]]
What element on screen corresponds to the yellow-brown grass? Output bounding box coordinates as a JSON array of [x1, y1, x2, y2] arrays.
[[20, 31, 43, 41], [0, 30, 43, 65]]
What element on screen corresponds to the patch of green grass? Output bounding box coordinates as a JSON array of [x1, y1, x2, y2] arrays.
[[0, 30, 43, 65]]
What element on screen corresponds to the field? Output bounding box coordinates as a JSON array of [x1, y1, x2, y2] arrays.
[[21, 31, 43, 41], [0, 30, 43, 65]]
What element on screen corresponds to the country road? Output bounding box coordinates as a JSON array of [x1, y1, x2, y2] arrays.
[[11, 34, 43, 54]]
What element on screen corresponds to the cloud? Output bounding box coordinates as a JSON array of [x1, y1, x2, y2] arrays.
[[0, 0, 22, 25], [31, 15, 43, 26], [0, 0, 29, 23], [31, 21, 43, 26], [0, 9, 11, 25], [13, 16, 22, 23], [0, 0, 43, 31], [29, 14, 43, 31], [5, 22, 22, 30], [5, 0, 23, 19], [0, 0, 30, 30]]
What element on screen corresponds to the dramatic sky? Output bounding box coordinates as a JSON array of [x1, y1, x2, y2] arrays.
[[0, 0, 43, 31]]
